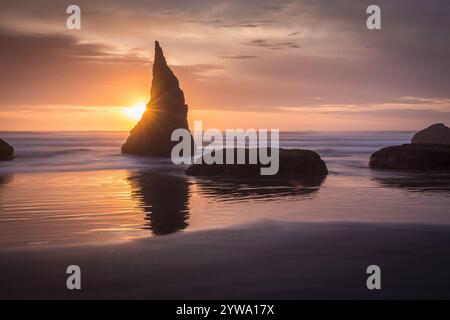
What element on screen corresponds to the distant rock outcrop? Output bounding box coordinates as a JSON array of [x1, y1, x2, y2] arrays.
[[412, 123, 450, 145], [122, 41, 193, 157], [369, 144, 450, 170], [369, 123, 450, 171], [0, 138, 14, 160], [186, 148, 328, 179]]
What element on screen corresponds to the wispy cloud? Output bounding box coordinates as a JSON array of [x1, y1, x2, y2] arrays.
[[220, 55, 259, 59], [243, 39, 300, 49]]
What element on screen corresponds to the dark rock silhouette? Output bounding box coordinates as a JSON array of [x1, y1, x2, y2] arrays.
[[128, 172, 191, 236], [412, 123, 450, 145], [122, 41, 193, 157], [0, 138, 14, 160], [370, 124, 450, 171], [186, 148, 328, 178], [369, 144, 450, 170]]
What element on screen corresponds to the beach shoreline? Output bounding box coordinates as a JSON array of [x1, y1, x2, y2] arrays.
[[2, 220, 450, 299]]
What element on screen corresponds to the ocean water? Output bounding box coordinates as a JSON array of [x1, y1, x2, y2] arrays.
[[0, 131, 449, 248]]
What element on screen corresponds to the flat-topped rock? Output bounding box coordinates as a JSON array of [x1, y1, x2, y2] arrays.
[[186, 148, 328, 178], [412, 123, 450, 145], [0, 138, 14, 160], [369, 144, 450, 171]]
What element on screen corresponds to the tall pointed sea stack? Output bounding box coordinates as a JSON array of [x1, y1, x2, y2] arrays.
[[122, 41, 193, 157]]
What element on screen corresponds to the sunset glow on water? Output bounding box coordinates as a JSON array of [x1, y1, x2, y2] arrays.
[[1, 131, 449, 248]]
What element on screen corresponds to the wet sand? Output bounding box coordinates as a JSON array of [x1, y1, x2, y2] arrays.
[[1, 221, 450, 299]]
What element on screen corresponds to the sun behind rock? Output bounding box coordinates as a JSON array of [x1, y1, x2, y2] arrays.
[[121, 41, 194, 157]]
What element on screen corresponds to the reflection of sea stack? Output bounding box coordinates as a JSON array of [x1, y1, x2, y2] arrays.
[[193, 175, 325, 202], [122, 41, 193, 156], [371, 173, 450, 193], [0, 138, 14, 160], [129, 173, 190, 235], [412, 123, 450, 145]]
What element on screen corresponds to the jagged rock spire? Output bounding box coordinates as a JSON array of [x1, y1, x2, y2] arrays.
[[149, 41, 186, 113], [121, 41, 193, 157]]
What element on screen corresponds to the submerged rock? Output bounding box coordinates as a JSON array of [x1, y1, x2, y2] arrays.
[[369, 144, 450, 171], [122, 41, 193, 157], [412, 123, 450, 145], [0, 138, 14, 160], [186, 148, 328, 178]]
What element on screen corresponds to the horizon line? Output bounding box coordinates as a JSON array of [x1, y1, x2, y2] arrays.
[[0, 129, 417, 133]]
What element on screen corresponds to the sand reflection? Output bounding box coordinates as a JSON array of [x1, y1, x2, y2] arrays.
[[192, 176, 326, 202], [0, 175, 12, 211], [371, 172, 450, 195], [128, 172, 191, 235]]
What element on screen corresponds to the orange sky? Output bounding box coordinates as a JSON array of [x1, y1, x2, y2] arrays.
[[0, 0, 449, 131]]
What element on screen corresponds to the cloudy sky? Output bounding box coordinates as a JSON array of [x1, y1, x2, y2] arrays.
[[0, 0, 449, 130]]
